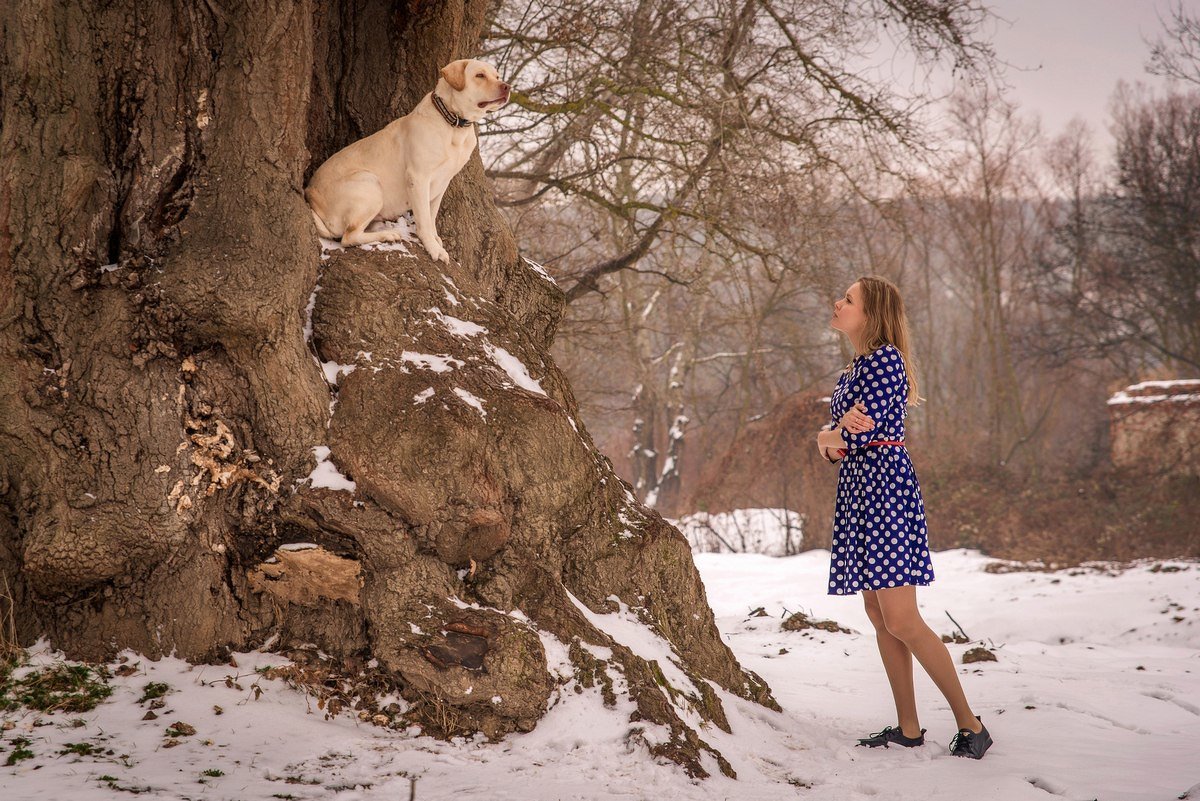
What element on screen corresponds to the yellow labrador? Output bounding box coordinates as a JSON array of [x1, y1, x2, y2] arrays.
[[305, 59, 510, 262]]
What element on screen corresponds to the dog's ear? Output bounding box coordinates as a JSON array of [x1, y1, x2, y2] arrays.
[[440, 59, 469, 92]]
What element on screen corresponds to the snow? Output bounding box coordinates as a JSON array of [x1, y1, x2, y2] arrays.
[[317, 217, 416, 255], [484, 343, 546, 396], [563, 589, 706, 730], [413, 315, 545, 396], [1108, 378, 1200, 405], [3, 548, 1198, 800], [522, 255, 556, 285], [400, 351, 464, 373], [277, 542, 318, 552], [671, 508, 805, 556], [359, 218, 417, 254], [303, 284, 322, 343], [413, 387, 435, 404], [1107, 391, 1200, 405], [296, 445, 356, 493], [1123, 379, 1200, 392], [452, 387, 487, 419], [428, 307, 487, 338], [320, 360, 356, 385]]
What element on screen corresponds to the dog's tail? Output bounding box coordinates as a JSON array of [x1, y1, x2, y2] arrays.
[[304, 186, 338, 239]]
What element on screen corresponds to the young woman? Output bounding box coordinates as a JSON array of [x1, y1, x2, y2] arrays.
[[814, 276, 993, 759]]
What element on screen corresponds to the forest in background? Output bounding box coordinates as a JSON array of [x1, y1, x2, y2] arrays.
[[476, 0, 1200, 561]]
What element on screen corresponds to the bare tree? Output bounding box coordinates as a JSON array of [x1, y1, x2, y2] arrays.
[[473, 0, 997, 507], [481, 0, 995, 302], [1103, 86, 1200, 370], [1148, 1, 1200, 86], [928, 86, 1047, 467], [1034, 87, 1200, 374]]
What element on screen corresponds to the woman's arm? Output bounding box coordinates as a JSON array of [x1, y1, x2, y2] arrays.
[[839, 401, 873, 434], [837, 347, 905, 452], [817, 426, 847, 462]]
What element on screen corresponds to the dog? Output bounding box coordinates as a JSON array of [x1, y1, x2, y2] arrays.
[[305, 59, 510, 262]]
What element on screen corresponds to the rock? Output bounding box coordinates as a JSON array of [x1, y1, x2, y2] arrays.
[[165, 721, 196, 737]]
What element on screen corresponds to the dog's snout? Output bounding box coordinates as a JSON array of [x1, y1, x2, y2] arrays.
[[500, 82, 510, 92]]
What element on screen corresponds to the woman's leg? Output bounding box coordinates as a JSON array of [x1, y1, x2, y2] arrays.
[[862, 590, 922, 737], [875, 585, 982, 733]]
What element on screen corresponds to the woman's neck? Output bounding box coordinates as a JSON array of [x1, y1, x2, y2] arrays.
[[849, 332, 869, 355]]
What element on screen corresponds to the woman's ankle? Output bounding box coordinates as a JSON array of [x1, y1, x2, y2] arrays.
[[954, 713, 982, 733]]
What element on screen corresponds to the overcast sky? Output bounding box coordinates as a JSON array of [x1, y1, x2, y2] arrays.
[[974, 0, 1191, 139]]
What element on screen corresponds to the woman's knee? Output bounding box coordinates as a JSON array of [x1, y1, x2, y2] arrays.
[[880, 612, 925, 643]]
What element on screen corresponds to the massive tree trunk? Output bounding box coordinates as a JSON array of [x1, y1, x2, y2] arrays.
[[0, 0, 774, 776]]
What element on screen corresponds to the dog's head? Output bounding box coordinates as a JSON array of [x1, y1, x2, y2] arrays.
[[437, 59, 510, 122]]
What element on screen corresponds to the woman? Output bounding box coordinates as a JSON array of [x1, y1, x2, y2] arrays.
[[814, 276, 993, 759]]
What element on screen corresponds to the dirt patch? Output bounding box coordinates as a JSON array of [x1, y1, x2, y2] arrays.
[[781, 612, 853, 635], [962, 647, 997, 664]]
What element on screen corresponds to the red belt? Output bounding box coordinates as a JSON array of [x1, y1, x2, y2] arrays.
[[834, 440, 904, 459]]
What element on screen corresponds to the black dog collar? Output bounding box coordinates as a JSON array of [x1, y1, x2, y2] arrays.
[[432, 93, 472, 128]]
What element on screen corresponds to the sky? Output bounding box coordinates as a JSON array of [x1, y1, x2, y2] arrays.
[[969, 0, 1191, 139]]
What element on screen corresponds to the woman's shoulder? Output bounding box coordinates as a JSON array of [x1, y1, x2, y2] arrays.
[[874, 342, 900, 356], [850, 345, 905, 390], [857, 343, 902, 368]]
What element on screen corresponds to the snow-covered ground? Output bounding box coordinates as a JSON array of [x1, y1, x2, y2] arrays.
[[673, 508, 805, 556], [3, 548, 1198, 801]]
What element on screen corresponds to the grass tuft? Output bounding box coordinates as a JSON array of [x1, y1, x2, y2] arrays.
[[1, 662, 113, 713]]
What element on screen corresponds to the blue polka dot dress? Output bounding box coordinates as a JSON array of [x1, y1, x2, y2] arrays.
[[827, 343, 934, 595]]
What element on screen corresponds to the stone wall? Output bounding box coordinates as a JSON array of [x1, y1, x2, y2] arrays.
[[1108, 380, 1200, 476]]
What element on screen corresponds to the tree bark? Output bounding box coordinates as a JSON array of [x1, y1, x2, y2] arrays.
[[0, 0, 773, 775]]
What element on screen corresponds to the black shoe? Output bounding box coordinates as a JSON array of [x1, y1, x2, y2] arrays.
[[856, 725, 926, 748], [949, 716, 993, 759]]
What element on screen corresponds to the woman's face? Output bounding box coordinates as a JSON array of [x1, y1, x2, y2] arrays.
[[831, 281, 866, 337]]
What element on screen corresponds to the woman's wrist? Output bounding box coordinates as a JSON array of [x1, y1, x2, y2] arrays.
[[818, 428, 842, 448]]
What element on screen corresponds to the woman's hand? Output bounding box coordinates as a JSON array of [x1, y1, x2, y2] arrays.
[[839, 401, 874, 435], [816, 427, 846, 463]]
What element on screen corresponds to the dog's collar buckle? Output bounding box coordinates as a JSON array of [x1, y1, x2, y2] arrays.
[[432, 93, 473, 128]]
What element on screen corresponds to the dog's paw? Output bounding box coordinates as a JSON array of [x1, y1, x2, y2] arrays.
[[424, 242, 450, 263]]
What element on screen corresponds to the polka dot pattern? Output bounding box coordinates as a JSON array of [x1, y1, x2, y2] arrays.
[[827, 344, 934, 596]]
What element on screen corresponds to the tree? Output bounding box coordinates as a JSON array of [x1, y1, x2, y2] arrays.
[[1104, 86, 1200, 371], [0, 0, 774, 774], [1148, 1, 1200, 86], [928, 86, 1044, 467], [1034, 87, 1200, 375], [477, 0, 994, 508], [482, 0, 995, 303]]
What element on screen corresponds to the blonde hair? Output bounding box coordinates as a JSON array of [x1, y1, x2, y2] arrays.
[[855, 275, 922, 406]]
